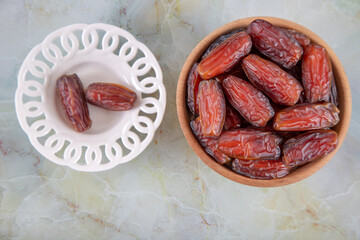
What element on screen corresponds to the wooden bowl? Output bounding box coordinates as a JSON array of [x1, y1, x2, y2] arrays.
[[176, 17, 352, 187]]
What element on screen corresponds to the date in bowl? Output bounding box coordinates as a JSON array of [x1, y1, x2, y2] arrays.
[[176, 17, 351, 187]]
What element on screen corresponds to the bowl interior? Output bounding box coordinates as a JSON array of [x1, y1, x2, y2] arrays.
[[176, 16, 351, 187]]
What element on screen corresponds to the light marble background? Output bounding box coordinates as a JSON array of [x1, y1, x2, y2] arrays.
[[1, 0, 360, 239]]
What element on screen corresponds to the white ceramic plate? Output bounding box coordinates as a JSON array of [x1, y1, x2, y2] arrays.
[[15, 23, 166, 172]]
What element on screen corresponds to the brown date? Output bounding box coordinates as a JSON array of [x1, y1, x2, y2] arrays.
[[56, 74, 92, 132], [197, 31, 252, 79], [286, 29, 311, 48], [242, 54, 303, 106], [247, 19, 303, 69], [187, 63, 203, 115], [273, 103, 340, 131], [85, 82, 137, 111], [222, 75, 274, 127], [223, 104, 242, 130], [232, 159, 290, 179], [302, 44, 332, 103], [283, 130, 338, 168], [190, 118, 231, 165], [201, 29, 244, 60], [217, 129, 282, 159], [198, 80, 226, 136]]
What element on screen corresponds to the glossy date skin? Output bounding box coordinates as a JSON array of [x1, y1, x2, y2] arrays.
[[217, 129, 282, 159], [283, 130, 338, 168], [273, 103, 340, 131], [85, 82, 137, 111], [190, 118, 231, 165], [198, 80, 226, 136], [247, 19, 303, 69], [223, 105, 242, 130], [232, 159, 290, 179], [56, 74, 92, 132], [222, 75, 274, 127], [186, 63, 203, 115], [242, 54, 303, 106], [201, 29, 244, 60], [302, 44, 332, 103], [197, 31, 252, 79]]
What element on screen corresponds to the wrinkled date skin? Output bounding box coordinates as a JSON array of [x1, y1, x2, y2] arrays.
[[222, 75, 274, 127], [242, 54, 303, 106], [190, 118, 231, 165], [56, 74, 92, 132], [286, 29, 311, 48], [302, 44, 332, 103], [198, 80, 226, 136], [197, 31, 252, 79], [85, 82, 137, 111], [248, 19, 303, 69], [187, 63, 203, 115], [217, 129, 282, 159], [273, 103, 340, 131], [232, 159, 290, 179], [283, 130, 339, 168], [201, 29, 244, 60], [223, 105, 242, 130]]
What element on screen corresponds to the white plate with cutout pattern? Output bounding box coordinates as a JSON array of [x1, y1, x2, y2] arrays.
[[15, 23, 166, 172]]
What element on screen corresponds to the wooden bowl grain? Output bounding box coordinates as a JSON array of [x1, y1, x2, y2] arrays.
[[176, 17, 351, 187]]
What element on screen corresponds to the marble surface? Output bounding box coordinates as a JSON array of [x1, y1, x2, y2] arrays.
[[1, 0, 360, 239]]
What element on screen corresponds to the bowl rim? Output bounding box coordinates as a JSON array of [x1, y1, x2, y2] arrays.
[[176, 16, 352, 187]]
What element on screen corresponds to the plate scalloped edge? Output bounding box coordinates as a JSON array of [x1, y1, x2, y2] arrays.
[[15, 23, 166, 172]]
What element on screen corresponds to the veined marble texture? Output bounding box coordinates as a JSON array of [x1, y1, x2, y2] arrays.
[[1, 0, 360, 239]]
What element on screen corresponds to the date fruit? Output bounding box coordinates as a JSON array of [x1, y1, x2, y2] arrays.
[[217, 129, 282, 159], [224, 105, 242, 130], [198, 80, 226, 136], [187, 63, 203, 115], [190, 118, 231, 165], [232, 159, 289, 179], [302, 44, 332, 103], [197, 31, 252, 79], [286, 29, 311, 48], [56, 74, 92, 132], [273, 103, 340, 131], [85, 82, 137, 111], [222, 75, 274, 127], [242, 54, 303, 106], [201, 29, 244, 60], [248, 19, 303, 69], [283, 130, 338, 168]]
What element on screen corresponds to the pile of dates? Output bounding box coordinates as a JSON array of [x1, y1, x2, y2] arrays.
[[187, 19, 340, 179], [57, 74, 137, 132]]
